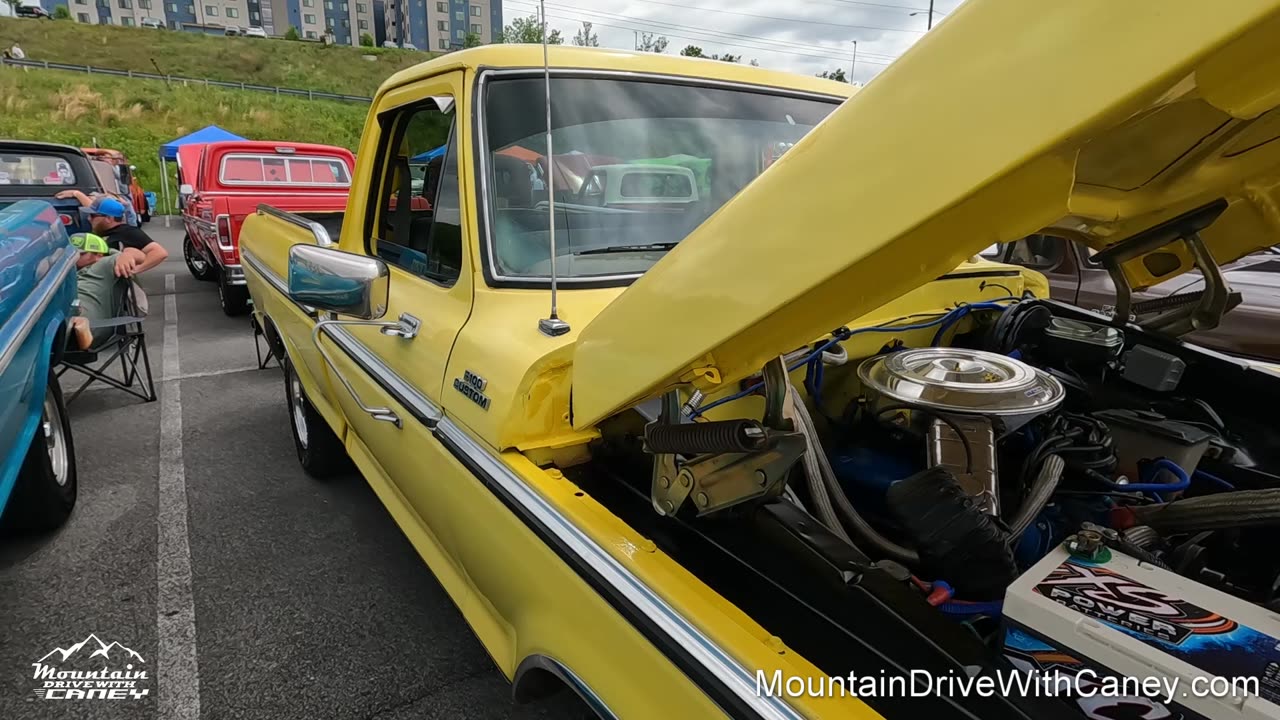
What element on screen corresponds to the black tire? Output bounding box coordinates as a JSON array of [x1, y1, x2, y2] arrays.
[[218, 271, 250, 317], [283, 356, 351, 479], [141, 212, 151, 224], [184, 234, 216, 282], [2, 372, 77, 532]]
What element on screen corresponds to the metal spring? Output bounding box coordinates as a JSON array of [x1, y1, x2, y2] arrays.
[[645, 420, 767, 455]]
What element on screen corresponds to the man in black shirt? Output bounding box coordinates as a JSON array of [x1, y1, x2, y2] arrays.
[[86, 197, 169, 276]]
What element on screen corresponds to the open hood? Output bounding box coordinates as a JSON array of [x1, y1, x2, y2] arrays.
[[571, 0, 1280, 429]]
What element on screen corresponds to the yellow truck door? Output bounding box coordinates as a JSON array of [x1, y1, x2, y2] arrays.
[[315, 71, 476, 566]]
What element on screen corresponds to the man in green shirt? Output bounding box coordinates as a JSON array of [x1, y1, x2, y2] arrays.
[[68, 233, 145, 350]]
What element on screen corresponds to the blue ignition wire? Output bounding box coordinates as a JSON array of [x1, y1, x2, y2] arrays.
[[693, 302, 1014, 418], [1097, 458, 1191, 495], [931, 302, 1013, 346], [937, 598, 1004, 617]]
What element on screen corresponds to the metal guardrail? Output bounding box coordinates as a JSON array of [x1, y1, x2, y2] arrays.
[[0, 57, 373, 103]]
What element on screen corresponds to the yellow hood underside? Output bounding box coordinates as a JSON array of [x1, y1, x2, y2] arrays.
[[571, 0, 1280, 429]]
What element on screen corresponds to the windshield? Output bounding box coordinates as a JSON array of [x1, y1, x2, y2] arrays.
[[0, 151, 89, 195], [482, 75, 842, 280]]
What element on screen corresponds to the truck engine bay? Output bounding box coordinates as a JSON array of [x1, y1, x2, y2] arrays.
[[572, 285, 1280, 718]]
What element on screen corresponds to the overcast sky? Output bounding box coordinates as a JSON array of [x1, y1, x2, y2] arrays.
[[504, 0, 966, 85]]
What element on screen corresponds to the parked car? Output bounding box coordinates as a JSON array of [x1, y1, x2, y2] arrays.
[[241, 11, 1280, 720], [178, 140, 354, 316], [140, 17, 165, 29], [243, 26, 267, 38], [224, 25, 241, 36], [984, 235, 1280, 361], [0, 200, 79, 531], [15, 5, 51, 19], [0, 141, 102, 237]]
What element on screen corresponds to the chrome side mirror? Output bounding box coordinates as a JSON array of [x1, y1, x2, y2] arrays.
[[178, 183, 194, 196], [288, 244, 389, 320]]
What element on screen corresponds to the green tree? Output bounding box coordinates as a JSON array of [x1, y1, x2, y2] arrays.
[[284, 25, 301, 41], [679, 45, 704, 57], [749, 59, 759, 66], [497, 15, 562, 44], [360, 32, 375, 47], [572, 21, 598, 47], [636, 32, 668, 53], [817, 68, 848, 83], [715, 53, 741, 63], [463, 31, 482, 48], [53, 4, 72, 18]]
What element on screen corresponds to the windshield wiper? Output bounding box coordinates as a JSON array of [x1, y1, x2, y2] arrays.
[[577, 242, 679, 256]]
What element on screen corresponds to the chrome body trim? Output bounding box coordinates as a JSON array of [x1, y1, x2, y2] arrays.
[[0, 245, 76, 376], [436, 417, 803, 720], [256, 203, 335, 247], [321, 324, 441, 428], [474, 68, 845, 287], [240, 248, 287, 296]]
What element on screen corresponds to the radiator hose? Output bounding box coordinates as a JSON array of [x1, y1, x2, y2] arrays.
[[1129, 488, 1280, 534]]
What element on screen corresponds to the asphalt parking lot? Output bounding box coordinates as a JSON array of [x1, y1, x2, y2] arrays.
[[0, 223, 584, 720]]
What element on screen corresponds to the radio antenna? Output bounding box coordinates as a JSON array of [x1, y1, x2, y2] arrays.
[[537, 0, 570, 337]]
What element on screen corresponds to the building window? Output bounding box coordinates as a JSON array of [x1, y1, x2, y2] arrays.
[[96, 0, 107, 7], [454, 28, 462, 38], [77, 11, 89, 20], [302, 0, 312, 6], [122, 15, 135, 24], [303, 12, 314, 23], [166, 2, 176, 10], [325, 15, 333, 26], [435, 19, 444, 30], [118, 0, 131, 8], [438, 38, 447, 49], [251, 10, 258, 19], [469, 5, 478, 15], [205, 5, 217, 15], [324, 0, 331, 9], [340, 1, 347, 10], [435, 1, 444, 9], [341, 18, 347, 26], [226, 6, 238, 17], [469, 22, 479, 33], [305, 29, 316, 38], [453, 10, 461, 20], [186, 3, 194, 13], [357, 18, 366, 28], [98, 14, 109, 22], [139, 0, 150, 7], [75, 0, 85, 4], [356, 2, 364, 10]]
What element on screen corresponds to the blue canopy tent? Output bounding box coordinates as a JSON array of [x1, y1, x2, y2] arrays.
[[410, 145, 446, 163], [157, 125, 245, 217]]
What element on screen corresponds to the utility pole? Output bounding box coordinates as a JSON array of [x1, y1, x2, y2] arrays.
[[850, 40, 857, 84]]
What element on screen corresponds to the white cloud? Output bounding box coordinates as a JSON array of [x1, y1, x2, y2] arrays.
[[502, 0, 965, 84]]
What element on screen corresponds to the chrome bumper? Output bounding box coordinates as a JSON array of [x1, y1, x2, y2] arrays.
[[223, 264, 246, 286]]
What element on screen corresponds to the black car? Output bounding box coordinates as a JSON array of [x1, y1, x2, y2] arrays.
[[0, 140, 103, 236], [15, 5, 52, 18]]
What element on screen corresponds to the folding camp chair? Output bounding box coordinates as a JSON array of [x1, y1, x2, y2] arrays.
[[58, 278, 157, 404]]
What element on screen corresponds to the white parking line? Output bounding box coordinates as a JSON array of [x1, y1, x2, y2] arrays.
[[158, 274, 201, 720]]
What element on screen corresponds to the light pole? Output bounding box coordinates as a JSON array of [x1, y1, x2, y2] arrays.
[[910, 0, 938, 30], [850, 40, 857, 84]]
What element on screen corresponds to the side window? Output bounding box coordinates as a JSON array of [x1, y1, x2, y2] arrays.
[[1004, 234, 1065, 270], [371, 98, 461, 287]]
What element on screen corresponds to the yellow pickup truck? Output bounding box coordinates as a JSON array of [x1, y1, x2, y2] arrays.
[[242, 2, 1280, 718]]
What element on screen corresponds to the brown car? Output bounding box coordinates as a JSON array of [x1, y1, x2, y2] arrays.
[[985, 235, 1280, 361]]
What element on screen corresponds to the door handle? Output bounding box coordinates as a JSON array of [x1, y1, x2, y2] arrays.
[[379, 313, 420, 340], [311, 319, 402, 428]]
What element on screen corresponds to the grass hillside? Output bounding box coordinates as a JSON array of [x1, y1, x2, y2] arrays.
[[0, 66, 369, 209], [0, 16, 430, 96]]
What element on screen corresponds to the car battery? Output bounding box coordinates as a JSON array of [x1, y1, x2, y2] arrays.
[[1004, 544, 1280, 720]]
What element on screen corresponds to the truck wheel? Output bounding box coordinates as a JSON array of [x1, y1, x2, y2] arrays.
[[2, 372, 77, 532], [184, 234, 216, 281], [218, 272, 250, 317], [283, 356, 350, 479]]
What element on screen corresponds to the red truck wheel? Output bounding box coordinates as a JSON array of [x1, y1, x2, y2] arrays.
[[184, 234, 217, 282]]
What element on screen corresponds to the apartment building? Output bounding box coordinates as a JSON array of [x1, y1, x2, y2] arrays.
[[385, 0, 499, 50], [41, 0, 497, 48]]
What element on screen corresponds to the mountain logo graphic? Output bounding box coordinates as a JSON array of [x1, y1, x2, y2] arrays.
[[37, 635, 145, 664]]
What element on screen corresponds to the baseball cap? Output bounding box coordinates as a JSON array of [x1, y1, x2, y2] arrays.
[[70, 232, 110, 255], [87, 196, 127, 220]]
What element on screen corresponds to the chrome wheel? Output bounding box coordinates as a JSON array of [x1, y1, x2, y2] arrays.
[[43, 390, 69, 487], [185, 236, 209, 275], [290, 372, 309, 449]]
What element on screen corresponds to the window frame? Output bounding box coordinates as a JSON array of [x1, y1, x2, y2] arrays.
[[471, 67, 846, 290], [364, 88, 464, 289], [217, 153, 352, 187]]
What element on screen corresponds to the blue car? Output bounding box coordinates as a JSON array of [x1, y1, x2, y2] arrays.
[[0, 199, 79, 531]]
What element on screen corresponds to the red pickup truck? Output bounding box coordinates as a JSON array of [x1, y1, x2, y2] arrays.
[[178, 141, 354, 315]]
